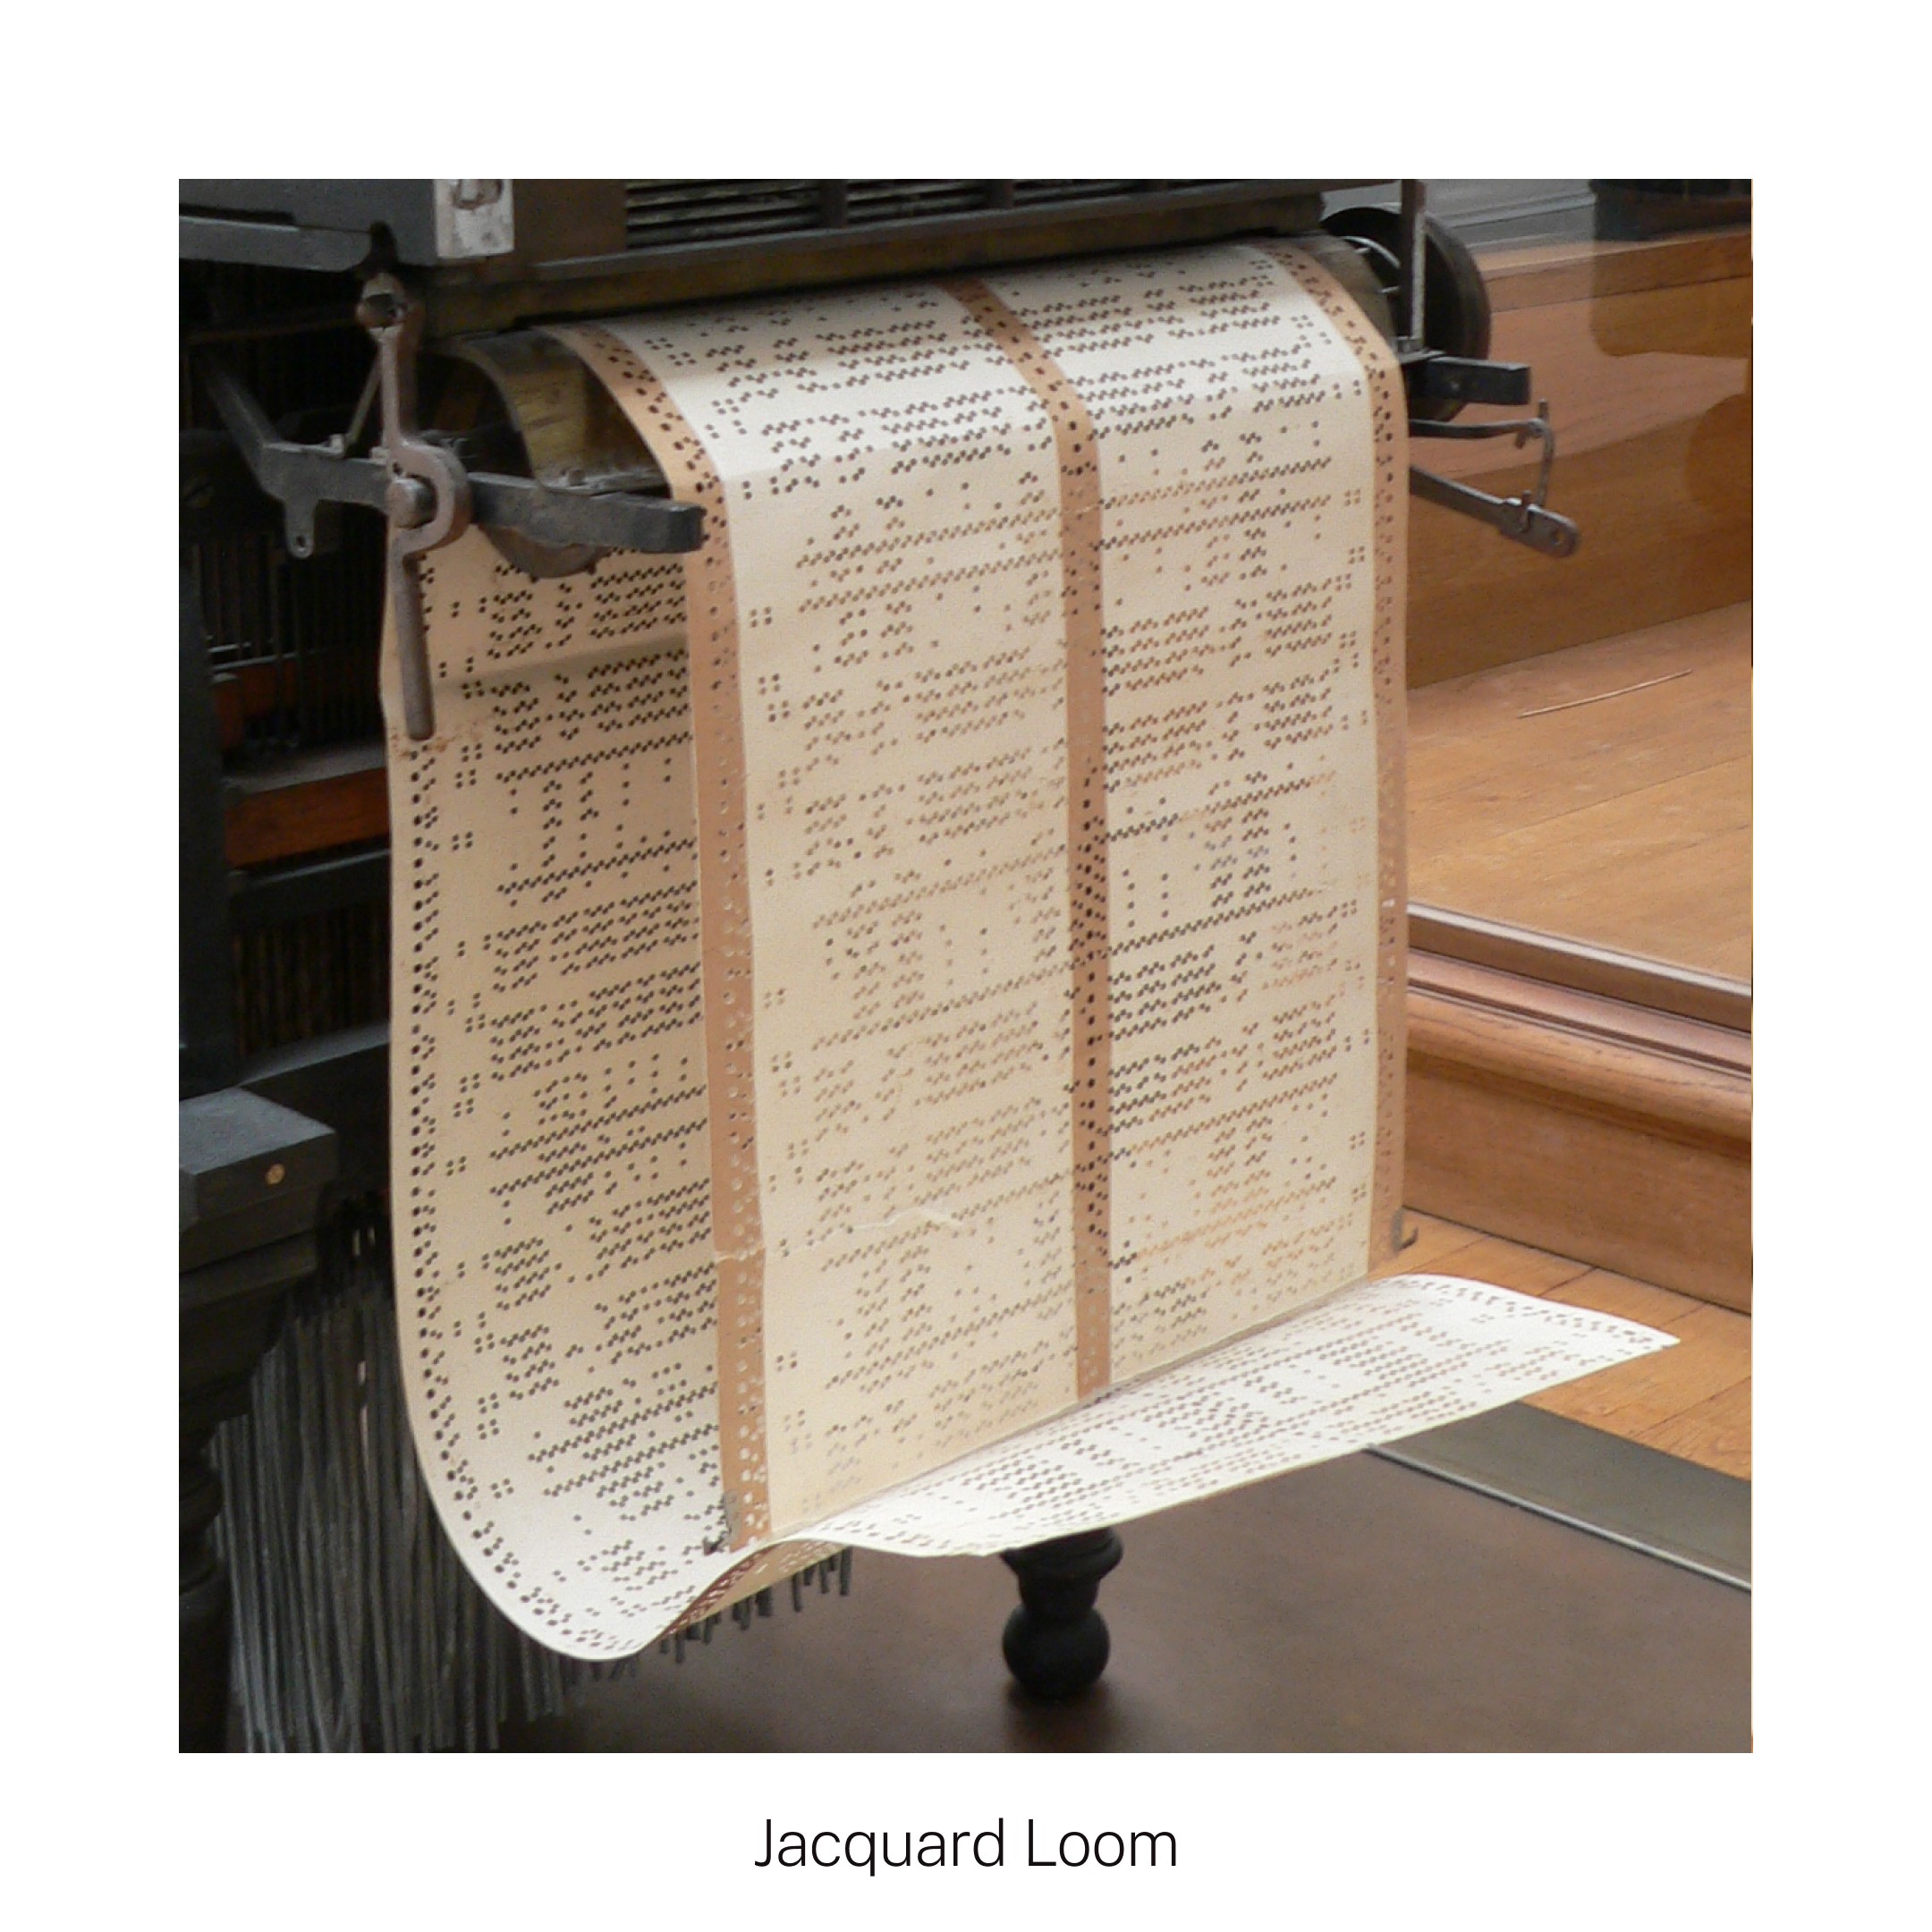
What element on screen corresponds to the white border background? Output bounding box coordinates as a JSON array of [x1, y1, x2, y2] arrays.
[[10, 8, 1919, 1922]]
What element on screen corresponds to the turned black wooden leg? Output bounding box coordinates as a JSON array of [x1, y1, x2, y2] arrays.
[[1000, 1529, 1123, 1699], [180, 1428, 230, 1751]]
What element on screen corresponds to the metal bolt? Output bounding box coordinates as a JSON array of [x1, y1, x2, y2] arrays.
[[357, 289, 404, 330], [265, 1163, 286, 1186]]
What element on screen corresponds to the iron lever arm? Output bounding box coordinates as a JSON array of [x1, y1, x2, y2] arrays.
[[1409, 466, 1580, 556], [199, 321, 704, 741], [359, 276, 472, 740], [197, 358, 705, 561], [1407, 401, 1579, 558]]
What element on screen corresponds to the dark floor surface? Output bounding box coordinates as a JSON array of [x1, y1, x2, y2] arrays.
[[501, 1450, 1750, 1752]]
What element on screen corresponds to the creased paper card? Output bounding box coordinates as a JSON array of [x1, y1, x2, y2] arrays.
[[386, 242, 1667, 1659]]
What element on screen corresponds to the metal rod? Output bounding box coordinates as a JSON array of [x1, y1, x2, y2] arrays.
[[386, 548, 430, 741], [1409, 465, 1580, 557], [1399, 180, 1428, 350]]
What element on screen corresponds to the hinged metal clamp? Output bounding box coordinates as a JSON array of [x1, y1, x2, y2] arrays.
[[191, 280, 706, 744], [1409, 402, 1581, 558], [1356, 179, 1580, 561]]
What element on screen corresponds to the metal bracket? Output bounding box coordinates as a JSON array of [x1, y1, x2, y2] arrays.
[[197, 360, 704, 558], [192, 284, 706, 741], [1407, 353, 1532, 411], [1398, 179, 1428, 353], [1409, 402, 1580, 558]]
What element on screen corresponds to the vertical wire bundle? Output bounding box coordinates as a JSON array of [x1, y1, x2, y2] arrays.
[[213, 1200, 851, 1750], [215, 1201, 566, 1750]]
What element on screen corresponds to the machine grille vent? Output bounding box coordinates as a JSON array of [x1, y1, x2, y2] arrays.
[[623, 181, 823, 248], [622, 181, 1239, 250]]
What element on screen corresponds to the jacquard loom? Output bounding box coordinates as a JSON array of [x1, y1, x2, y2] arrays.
[[179, 179, 1586, 1750]]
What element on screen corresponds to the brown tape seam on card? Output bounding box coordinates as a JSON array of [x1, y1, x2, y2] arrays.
[[1251, 242, 1411, 1270], [943, 276, 1114, 1400], [559, 324, 774, 1546]]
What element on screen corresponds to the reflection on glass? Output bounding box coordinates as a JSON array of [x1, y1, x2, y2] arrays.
[[1379, 182, 1750, 988]]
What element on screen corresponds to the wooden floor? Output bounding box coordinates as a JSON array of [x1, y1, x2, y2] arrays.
[[1408, 604, 1751, 980], [1375, 1212, 1751, 1480]]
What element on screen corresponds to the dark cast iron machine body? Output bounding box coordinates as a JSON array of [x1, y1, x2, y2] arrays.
[[179, 178, 1578, 1744]]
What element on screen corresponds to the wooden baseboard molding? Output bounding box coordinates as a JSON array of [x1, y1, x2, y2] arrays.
[[1406, 951, 1750, 1310], [1410, 904, 1750, 1033]]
